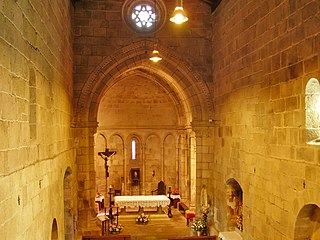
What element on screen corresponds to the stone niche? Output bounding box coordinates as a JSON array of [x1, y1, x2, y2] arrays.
[[226, 179, 243, 231]]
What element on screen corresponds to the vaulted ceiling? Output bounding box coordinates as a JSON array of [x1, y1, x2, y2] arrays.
[[72, 0, 222, 13]]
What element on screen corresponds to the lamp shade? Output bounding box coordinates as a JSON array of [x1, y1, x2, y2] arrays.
[[170, 6, 188, 24], [149, 50, 162, 62]]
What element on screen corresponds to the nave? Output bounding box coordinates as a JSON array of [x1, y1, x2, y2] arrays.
[[90, 208, 215, 240]]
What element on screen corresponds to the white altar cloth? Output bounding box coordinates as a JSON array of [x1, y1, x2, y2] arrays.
[[114, 195, 170, 208]]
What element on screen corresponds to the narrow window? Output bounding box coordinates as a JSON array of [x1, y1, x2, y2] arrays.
[[29, 68, 37, 140], [131, 140, 136, 160], [305, 78, 320, 144]]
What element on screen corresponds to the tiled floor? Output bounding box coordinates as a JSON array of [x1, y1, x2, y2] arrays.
[[115, 208, 194, 240]]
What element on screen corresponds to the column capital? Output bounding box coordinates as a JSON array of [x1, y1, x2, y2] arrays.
[[72, 120, 98, 129]]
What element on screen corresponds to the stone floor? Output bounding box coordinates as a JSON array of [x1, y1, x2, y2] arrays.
[[110, 208, 196, 239]]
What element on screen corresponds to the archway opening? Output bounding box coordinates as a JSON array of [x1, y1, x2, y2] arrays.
[[73, 40, 214, 234], [294, 204, 320, 240]]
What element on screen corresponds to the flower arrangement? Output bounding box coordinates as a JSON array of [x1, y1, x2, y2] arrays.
[[191, 218, 207, 232], [236, 215, 243, 231], [108, 223, 123, 234], [136, 213, 149, 224], [172, 188, 179, 195]]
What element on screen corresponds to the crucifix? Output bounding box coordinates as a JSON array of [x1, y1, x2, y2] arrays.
[[98, 148, 117, 235], [98, 148, 116, 178]]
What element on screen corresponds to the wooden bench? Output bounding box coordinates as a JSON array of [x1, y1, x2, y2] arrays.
[[168, 236, 216, 240], [178, 202, 189, 213], [82, 235, 131, 240], [177, 202, 196, 226]]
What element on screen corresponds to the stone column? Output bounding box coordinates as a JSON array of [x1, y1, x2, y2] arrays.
[[178, 132, 189, 201], [192, 121, 215, 213], [161, 143, 164, 182], [73, 121, 98, 234], [142, 143, 145, 195], [189, 131, 197, 209]]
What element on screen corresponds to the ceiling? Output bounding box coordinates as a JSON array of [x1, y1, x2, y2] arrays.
[[201, 0, 222, 12], [72, 0, 223, 13]]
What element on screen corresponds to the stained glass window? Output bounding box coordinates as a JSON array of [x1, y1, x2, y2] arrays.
[[131, 4, 156, 29]]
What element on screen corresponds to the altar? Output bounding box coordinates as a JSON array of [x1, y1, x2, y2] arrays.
[[114, 195, 170, 212]]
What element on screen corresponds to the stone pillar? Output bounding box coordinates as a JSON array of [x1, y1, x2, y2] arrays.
[[161, 144, 164, 182], [178, 132, 189, 201], [192, 121, 215, 213], [73, 121, 99, 234], [189, 131, 197, 209], [140, 142, 144, 195]]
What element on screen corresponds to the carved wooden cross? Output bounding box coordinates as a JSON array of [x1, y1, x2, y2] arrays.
[[98, 148, 116, 178]]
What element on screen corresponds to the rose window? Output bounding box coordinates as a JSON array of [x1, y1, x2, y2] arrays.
[[132, 4, 155, 28]]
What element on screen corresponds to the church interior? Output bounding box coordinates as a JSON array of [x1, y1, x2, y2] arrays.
[[0, 0, 319, 239]]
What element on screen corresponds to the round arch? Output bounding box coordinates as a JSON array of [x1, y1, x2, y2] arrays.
[[294, 204, 320, 240], [226, 178, 243, 231], [74, 39, 214, 125], [63, 167, 74, 240]]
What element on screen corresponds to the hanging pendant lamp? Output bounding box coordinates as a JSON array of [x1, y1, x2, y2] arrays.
[[149, 49, 162, 62], [149, 0, 162, 62], [170, 0, 188, 24]]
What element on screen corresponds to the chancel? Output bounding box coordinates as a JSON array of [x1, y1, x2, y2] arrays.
[[1, 0, 320, 240]]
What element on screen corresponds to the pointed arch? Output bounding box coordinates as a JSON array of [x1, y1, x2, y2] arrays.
[[51, 218, 58, 240], [74, 40, 214, 125]]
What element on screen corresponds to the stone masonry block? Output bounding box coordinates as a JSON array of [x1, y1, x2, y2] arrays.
[[296, 146, 315, 162], [285, 96, 299, 111], [304, 56, 318, 73], [273, 99, 285, 113]]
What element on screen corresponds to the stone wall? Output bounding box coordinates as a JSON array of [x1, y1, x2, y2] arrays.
[[0, 0, 75, 239], [73, 0, 213, 105], [211, 0, 320, 239]]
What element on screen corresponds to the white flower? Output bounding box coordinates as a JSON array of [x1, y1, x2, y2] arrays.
[[191, 219, 206, 231], [109, 223, 123, 233], [136, 213, 149, 224]]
